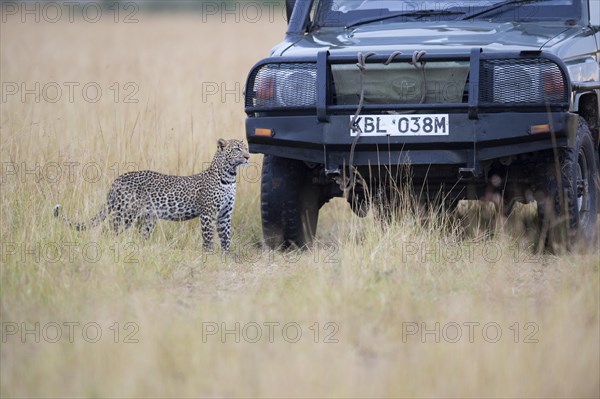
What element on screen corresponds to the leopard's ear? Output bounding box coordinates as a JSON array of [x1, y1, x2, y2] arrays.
[[217, 138, 229, 150]]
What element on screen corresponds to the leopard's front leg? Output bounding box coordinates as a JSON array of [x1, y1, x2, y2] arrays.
[[200, 211, 216, 252], [217, 194, 235, 252]]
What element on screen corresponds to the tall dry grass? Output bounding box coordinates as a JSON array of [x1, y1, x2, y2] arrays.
[[1, 12, 598, 398]]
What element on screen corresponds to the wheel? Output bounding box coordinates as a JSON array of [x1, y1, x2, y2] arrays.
[[536, 117, 599, 251], [260, 155, 321, 249]]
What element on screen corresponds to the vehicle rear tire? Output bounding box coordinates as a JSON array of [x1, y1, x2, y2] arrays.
[[536, 117, 599, 251], [260, 155, 321, 249]]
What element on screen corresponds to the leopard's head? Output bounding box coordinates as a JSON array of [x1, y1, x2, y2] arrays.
[[217, 138, 250, 169]]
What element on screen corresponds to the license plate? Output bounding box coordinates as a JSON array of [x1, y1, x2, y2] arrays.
[[350, 114, 449, 136]]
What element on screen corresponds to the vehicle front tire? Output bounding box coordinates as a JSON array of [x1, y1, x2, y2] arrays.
[[260, 155, 321, 249], [536, 117, 599, 251]]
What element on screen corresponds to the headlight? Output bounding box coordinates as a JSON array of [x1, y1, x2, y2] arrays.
[[480, 59, 568, 105], [246, 63, 317, 109]]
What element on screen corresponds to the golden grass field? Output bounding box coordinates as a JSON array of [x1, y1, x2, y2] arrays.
[[1, 8, 599, 398]]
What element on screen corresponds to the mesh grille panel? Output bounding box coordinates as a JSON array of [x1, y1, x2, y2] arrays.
[[480, 58, 567, 104], [330, 61, 470, 105], [246, 63, 317, 109]]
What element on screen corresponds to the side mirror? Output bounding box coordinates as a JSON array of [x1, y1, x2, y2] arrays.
[[286, 0, 296, 22]]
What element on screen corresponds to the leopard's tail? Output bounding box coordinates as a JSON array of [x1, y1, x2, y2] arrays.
[[53, 204, 108, 231]]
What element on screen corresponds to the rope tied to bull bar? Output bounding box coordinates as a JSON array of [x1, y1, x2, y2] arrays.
[[343, 50, 427, 204], [347, 50, 424, 172], [410, 50, 428, 104], [348, 52, 376, 164], [345, 51, 376, 197]]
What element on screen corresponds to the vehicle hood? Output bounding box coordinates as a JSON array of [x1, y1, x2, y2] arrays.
[[278, 21, 581, 57]]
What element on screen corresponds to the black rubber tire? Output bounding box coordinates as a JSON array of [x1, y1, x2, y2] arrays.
[[536, 117, 599, 251], [260, 155, 321, 249]]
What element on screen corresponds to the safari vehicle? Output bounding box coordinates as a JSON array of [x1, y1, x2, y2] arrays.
[[244, 0, 600, 249]]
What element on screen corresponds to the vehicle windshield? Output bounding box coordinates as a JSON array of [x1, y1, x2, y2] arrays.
[[314, 0, 581, 27]]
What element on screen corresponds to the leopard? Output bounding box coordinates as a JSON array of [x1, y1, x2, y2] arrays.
[[54, 138, 250, 252]]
